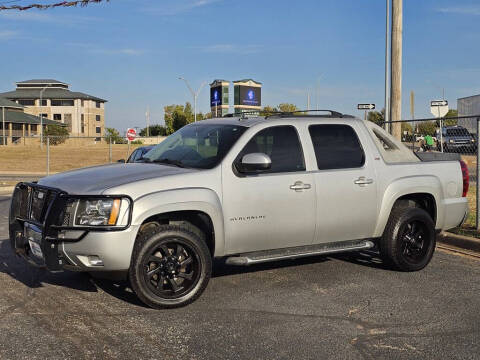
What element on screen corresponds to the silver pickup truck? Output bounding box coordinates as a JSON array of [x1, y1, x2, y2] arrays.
[[9, 112, 469, 308]]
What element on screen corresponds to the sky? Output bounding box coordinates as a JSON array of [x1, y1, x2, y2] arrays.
[[1, 0, 480, 131]]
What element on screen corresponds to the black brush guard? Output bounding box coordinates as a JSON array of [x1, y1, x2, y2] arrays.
[[9, 182, 133, 271]]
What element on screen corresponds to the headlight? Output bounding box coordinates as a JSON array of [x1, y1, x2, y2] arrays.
[[75, 198, 122, 226], [449, 139, 455, 143]]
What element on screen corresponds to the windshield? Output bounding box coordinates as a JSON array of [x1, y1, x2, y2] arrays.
[[446, 128, 470, 136], [143, 123, 247, 169]]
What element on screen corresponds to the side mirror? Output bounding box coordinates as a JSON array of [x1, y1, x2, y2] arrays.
[[237, 153, 271, 173], [117, 159, 126, 163]]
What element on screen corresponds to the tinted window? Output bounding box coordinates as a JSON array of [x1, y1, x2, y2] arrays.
[[446, 128, 470, 136], [238, 126, 305, 173], [144, 124, 247, 169], [309, 124, 365, 170], [51, 99, 74, 106]]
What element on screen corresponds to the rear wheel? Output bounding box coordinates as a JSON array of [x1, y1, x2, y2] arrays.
[[129, 223, 212, 309], [379, 207, 436, 271]]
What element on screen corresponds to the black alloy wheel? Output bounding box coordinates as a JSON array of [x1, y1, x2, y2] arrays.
[[130, 223, 212, 309], [380, 207, 436, 272], [142, 240, 200, 299]]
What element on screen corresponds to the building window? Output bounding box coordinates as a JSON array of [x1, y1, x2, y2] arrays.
[[81, 114, 85, 133], [18, 99, 35, 106], [53, 114, 62, 121], [96, 126, 101, 134], [81, 100, 84, 107], [64, 114, 72, 132], [95, 101, 101, 108], [51, 99, 74, 106], [40, 113, 48, 118], [40, 99, 47, 106], [31, 124, 37, 132], [96, 115, 101, 122]]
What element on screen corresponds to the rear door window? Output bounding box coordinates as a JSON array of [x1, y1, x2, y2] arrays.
[[309, 124, 365, 170]]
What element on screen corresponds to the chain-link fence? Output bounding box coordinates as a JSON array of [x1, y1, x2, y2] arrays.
[[385, 115, 480, 237], [0, 135, 166, 176]]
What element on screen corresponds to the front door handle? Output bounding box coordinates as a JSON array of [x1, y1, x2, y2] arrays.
[[290, 181, 311, 192], [354, 176, 374, 187]]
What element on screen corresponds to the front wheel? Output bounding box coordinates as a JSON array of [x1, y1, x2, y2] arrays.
[[129, 224, 212, 309], [379, 207, 436, 272]]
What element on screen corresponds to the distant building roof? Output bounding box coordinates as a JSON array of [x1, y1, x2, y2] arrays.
[[233, 79, 262, 85], [17, 79, 68, 85], [0, 88, 107, 102], [0, 97, 24, 109], [458, 94, 480, 101], [210, 79, 229, 86], [0, 109, 60, 125]]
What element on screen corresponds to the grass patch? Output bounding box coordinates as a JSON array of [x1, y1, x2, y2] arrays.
[[0, 143, 146, 174]]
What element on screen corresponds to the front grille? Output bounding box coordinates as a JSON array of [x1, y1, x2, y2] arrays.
[[12, 184, 57, 224]]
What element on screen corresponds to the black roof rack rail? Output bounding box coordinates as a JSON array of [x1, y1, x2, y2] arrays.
[[266, 109, 355, 118], [220, 109, 353, 119]]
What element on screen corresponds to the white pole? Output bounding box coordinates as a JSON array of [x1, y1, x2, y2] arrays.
[[178, 77, 206, 123]]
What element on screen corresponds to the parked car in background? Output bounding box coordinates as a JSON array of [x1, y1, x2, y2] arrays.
[[119, 145, 154, 163], [436, 126, 477, 153]]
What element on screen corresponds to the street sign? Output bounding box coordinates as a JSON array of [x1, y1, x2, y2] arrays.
[[431, 100, 448, 107], [430, 100, 449, 118], [358, 104, 375, 110], [126, 128, 137, 142]]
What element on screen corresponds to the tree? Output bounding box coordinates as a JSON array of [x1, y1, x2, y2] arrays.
[[401, 122, 413, 134], [367, 109, 385, 126], [43, 124, 69, 145], [277, 103, 299, 113], [442, 109, 458, 127], [172, 112, 188, 132], [164, 102, 204, 134], [417, 121, 437, 136], [261, 105, 277, 116], [139, 125, 167, 137], [104, 127, 126, 144]]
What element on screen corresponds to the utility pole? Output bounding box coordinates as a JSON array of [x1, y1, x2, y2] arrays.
[[384, 0, 390, 133], [2, 106, 5, 146], [410, 91, 415, 120], [390, 0, 403, 140], [146, 106, 150, 137]]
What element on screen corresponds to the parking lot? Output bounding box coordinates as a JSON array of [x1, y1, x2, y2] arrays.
[[1, 194, 479, 359]]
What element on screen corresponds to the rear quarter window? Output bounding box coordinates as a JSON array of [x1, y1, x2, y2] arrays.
[[365, 121, 420, 163]]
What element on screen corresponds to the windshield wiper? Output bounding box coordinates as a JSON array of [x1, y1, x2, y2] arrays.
[[150, 158, 185, 168]]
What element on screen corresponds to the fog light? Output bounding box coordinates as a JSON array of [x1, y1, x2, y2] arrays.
[[88, 255, 104, 266]]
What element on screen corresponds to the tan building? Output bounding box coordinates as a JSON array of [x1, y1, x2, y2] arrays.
[[1, 97, 59, 145], [0, 79, 107, 138]]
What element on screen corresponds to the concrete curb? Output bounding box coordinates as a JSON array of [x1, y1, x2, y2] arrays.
[[438, 231, 480, 253]]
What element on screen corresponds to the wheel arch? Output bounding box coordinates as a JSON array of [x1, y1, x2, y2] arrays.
[[374, 176, 442, 237], [132, 188, 225, 256]]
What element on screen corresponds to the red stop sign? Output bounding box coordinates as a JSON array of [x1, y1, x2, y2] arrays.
[[126, 128, 136, 141]]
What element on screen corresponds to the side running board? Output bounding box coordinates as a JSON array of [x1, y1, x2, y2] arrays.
[[225, 240, 375, 266]]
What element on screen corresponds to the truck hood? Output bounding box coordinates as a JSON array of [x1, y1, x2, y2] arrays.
[[38, 163, 197, 194]]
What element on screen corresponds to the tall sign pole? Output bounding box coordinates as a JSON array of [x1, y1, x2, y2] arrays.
[[390, 0, 402, 139], [2, 106, 5, 146], [384, 0, 390, 133]]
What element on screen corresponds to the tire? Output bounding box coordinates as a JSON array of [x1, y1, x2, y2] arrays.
[[129, 223, 212, 309], [379, 207, 436, 272]]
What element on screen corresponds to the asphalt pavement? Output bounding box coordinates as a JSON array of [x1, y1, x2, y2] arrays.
[[0, 195, 479, 360]]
